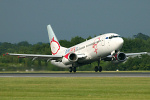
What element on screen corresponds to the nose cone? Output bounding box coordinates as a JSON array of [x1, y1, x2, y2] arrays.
[[116, 38, 124, 49]]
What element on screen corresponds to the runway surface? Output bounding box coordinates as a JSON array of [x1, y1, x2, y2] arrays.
[[0, 72, 150, 77]]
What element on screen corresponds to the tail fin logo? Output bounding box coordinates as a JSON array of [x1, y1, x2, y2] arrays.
[[50, 37, 60, 55]]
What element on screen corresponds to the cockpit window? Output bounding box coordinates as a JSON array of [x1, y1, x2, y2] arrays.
[[108, 35, 120, 39]]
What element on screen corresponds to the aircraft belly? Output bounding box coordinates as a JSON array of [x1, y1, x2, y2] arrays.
[[51, 60, 71, 68]]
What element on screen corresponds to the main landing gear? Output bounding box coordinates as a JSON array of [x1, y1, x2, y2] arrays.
[[69, 67, 76, 73], [69, 60, 102, 73], [95, 60, 102, 72], [95, 66, 102, 72]]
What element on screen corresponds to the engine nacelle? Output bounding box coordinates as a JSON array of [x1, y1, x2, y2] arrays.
[[112, 52, 127, 63], [62, 53, 78, 65]]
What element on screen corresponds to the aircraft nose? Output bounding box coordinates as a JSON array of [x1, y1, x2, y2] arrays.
[[116, 37, 124, 49], [119, 38, 124, 45]]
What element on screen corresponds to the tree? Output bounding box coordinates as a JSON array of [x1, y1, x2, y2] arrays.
[[71, 36, 85, 46], [59, 40, 71, 48], [133, 33, 149, 40], [17, 41, 31, 47]]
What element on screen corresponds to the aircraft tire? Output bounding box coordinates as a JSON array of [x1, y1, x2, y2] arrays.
[[69, 67, 72, 73], [95, 66, 98, 72], [73, 67, 76, 73], [98, 66, 102, 72]]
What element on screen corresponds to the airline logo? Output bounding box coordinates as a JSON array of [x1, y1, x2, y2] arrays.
[[50, 37, 60, 55], [93, 37, 100, 54], [65, 47, 78, 54]]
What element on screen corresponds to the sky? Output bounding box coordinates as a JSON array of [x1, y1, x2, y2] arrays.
[[0, 0, 150, 44]]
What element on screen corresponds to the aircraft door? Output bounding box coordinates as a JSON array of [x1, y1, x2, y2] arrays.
[[101, 35, 105, 46]]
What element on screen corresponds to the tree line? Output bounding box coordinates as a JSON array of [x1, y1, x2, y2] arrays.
[[0, 33, 150, 71]]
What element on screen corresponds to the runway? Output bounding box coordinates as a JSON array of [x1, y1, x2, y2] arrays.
[[0, 72, 150, 77]]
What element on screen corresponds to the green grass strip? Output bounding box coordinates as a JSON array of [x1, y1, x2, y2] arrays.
[[0, 77, 150, 100]]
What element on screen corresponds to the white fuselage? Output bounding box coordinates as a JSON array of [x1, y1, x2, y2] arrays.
[[51, 33, 124, 68]]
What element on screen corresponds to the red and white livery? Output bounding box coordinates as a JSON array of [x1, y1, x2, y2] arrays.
[[4, 25, 148, 72]]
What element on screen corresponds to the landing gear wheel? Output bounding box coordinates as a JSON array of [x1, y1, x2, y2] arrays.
[[95, 59, 102, 72], [98, 66, 102, 72], [95, 66, 98, 72], [73, 67, 76, 73], [69, 67, 72, 73]]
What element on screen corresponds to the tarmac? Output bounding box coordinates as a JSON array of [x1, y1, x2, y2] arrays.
[[0, 72, 150, 77]]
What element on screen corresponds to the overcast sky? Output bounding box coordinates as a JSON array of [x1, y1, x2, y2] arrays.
[[0, 0, 150, 44]]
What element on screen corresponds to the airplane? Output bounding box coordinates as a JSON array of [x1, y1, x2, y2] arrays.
[[4, 25, 148, 72]]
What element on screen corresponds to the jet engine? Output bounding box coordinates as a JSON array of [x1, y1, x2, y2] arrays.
[[112, 52, 127, 63], [62, 53, 78, 65], [103, 52, 127, 63]]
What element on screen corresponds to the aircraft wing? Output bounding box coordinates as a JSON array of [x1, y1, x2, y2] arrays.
[[4, 53, 63, 61], [125, 52, 148, 57], [106, 52, 148, 58], [103, 52, 148, 62], [4, 53, 87, 61]]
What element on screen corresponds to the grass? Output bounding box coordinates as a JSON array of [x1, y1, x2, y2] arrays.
[[0, 77, 150, 100]]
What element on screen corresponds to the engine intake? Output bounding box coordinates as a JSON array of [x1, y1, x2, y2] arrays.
[[69, 53, 77, 61], [62, 53, 78, 65], [114, 52, 126, 62]]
